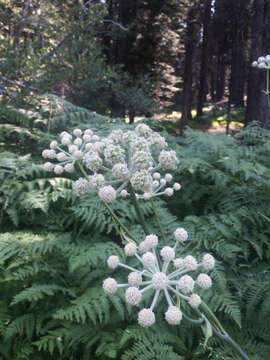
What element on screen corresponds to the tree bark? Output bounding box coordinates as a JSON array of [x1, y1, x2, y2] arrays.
[[245, 0, 270, 129], [196, 0, 212, 117]]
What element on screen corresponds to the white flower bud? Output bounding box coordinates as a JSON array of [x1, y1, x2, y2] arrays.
[[43, 162, 54, 172], [73, 128, 82, 137], [160, 178, 166, 186], [120, 189, 128, 198], [178, 275, 194, 294], [56, 152, 67, 162], [128, 272, 142, 287], [160, 246, 175, 262], [258, 56, 265, 63], [74, 138, 83, 147], [153, 172, 161, 180], [165, 306, 182, 325], [85, 143, 95, 151], [173, 183, 181, 191], [152, 180, 159, 188], [92, 135, 100, 142], [64, 163, 74, 173], [138, 309, 155, 327], [125, 287, 142, 305], [42, 149, 50, 158], [197, 274, 212, 289], [60, 131, 71, 138], [124, 243, 137, 256], [103, 278, 117, 294], [61, 136, 71, 146], [73, 150, 84, 160], [98, 186, 116, 203], [107, 255, 119, 269], [174, 258, 184, 268], [68, 145, 78, 154], [139, 240, 150, 253], [188, 294, 201, 308], [145, 234, 158, 248], [54, 165, 63, 174], [252, 61, 258, 67], [50, 141, 58, 149], [112, 163, 129, 179], [47, 150, 56, 159], [202, 254, 215, 270], [143, 192, 151, 200], [165, 174, 173, 182], [258, 62, 266, 69], [142, 252, 156, 267], [183, 255, 198, 271], [152, 272, 169, 290], [84, 129, 93, 136], [83, 134, 92, 143], [164, 187, 174, 196], [174, 228, 188, 243]]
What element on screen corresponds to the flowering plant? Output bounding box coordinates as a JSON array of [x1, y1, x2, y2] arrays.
[[41, 123, 250, 360]]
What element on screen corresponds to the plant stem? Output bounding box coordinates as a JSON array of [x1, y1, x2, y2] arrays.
[[128, 183, 149, 234], [150, 198, 166, 242], [267, 69, 270, 107]]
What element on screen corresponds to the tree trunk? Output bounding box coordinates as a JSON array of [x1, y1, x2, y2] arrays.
[[196, 0, 212, 117], [245, 0, 270, 129]]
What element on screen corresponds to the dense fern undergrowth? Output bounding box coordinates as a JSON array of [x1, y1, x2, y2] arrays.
[[0, 98, 270, 359]]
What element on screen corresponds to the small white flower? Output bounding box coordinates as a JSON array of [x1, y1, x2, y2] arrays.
[[138, 308, 155, 327], [84, 129, 93, 136], [103, 278, 117, 294], [202, 254, 215, 270], [258, 56, 265, 63], [47, 150, 56, 159], [50, 141, 58, 149], [92, 135, 100, 142], [73, 150, 84, 160], [85, 143, 95, 151], [98, 186, 116, 203], [68, 145, 78, 154], [130, 170, 151, 191], [152, 272, 169, 290], [54, 164, 63, 174], [120, 189, 128, 198], [174, 228, 188, 243], [112, 163, 129, 179], [142, 252, 156, 267], [132, 151, 153, 170], [104, 144, 125, 165], [152, 180, 159, 188], [125, 287, 142, 305], [159, 150, 179, 170], [43, 162, 54, 172], [60, 131, 72, 138], [73, 128, 82, 137], [135, 123, 152, 137], [164, 187, 174, 196], [42, 149, 50, 158], [73, 178, 91, 197], [128, 272, 142, 287], [178, 275, 194, 294], [197, 274, 212, 289], [61, 136, 72, 146], [143, 192, 151, 200], [173, 183, 181, 191], [174, 258, 184, 268], [252, 61, 258, 67], [188, 294, 201, 308], [139, 240, 150, 253], [56, 152, 67, 162], [183, 255, 198, 271], [124, 243, 137, 256], [83, 134, 92, 142], [160, 246, 175, 262], [64, 163, 74, 173], [88, 174, 105, 192], [84, 152, 103, 172], [74, 138, 83, 147], [145, 234, 158, 248], [153, 172, 161, 180], [165, 174, 173, 182], [165, 306, 182, 325], [107, 255, 119, 269]]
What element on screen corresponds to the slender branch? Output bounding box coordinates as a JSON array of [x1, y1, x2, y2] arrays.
[[150, 198, 166, 242], [103, 19, 128, 31], [0, 75, 39, 91]]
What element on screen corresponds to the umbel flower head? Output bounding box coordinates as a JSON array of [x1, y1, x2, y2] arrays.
[[103, 228, 215, 327], [41, 124, 181, 203], [252, 55, 270, 69]]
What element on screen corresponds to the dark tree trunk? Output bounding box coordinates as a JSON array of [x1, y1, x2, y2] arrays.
[[196, 0, 212, 117], [245, 0, 270, 129], [229, 0, 249, 107], [180, 5, 200, 135], [215, 55, 226, 101]]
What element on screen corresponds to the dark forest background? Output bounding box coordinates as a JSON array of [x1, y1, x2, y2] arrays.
[[1, 0, 270, 131]]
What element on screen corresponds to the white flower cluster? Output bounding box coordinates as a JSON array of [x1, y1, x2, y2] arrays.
[[41, 124, 181, 203], [252, 55, 270, 69], [103, 228, 215, 327]]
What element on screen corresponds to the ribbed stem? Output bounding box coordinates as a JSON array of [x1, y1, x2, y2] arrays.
[[128, 183, 149, 234]]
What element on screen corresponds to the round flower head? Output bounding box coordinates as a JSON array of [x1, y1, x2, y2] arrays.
[[112, 163, 129, 179], [42, 149, 50, 158], [188, 294, 201, 308], [73, 128, 82, 137], [138, 308, 155, 327], [43, 162, 54, 172], [104, 144, 125, 165], [142, 252, 156, 268], [145, 234, 158, 248], [83, 152, 103, 172], [83, 134, 92, 143], [128, 272, 142, 287], [153, 172, 161, 180], [202, 254, 215, 270], [135, 123, 152, 137], [107, 255, 119, 269], [88, 174, 105, 192], [98, 186, 116, 203], [174, 228, 188, 243], [56, 152, 67, 162], [125, 287, 142, 305], [160, 246, 175, 262], [130, 136, 149, 152], [103, 278, 117, 294], [84, 129, 93, 136], [173, 183, 181, 191], [158, 150, 179, 170], [197, 274, 212, 289], [73, 178, 91, 197], [132, 151, 153, 170], [64, 163, 74, 173], [164, 188, 174, 197], [150, 133, 167, 149], [50, 141, 58, 149], [165, 306, 182, 325], [152, 272, 169, 290], [54, 164, 63, 174], [108, 129, 123, 143], [60, 131, 72, 139], [174, 258, 184, 268], [124, 243, 137, 256], [139, 240, 150, 253], [143, 192, 151, 200], [130, 170, 151, 191], [74, 137, 82, 147], [183, 255, 198, 271], [178, 275, 194, 294], [68, 145, 78, 154], [73, 150, 84, 160], [120, 189, 128, 198], [48, 150, 56, 159], [61, 136, 71, 146], [165, 174, 173, 182]]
